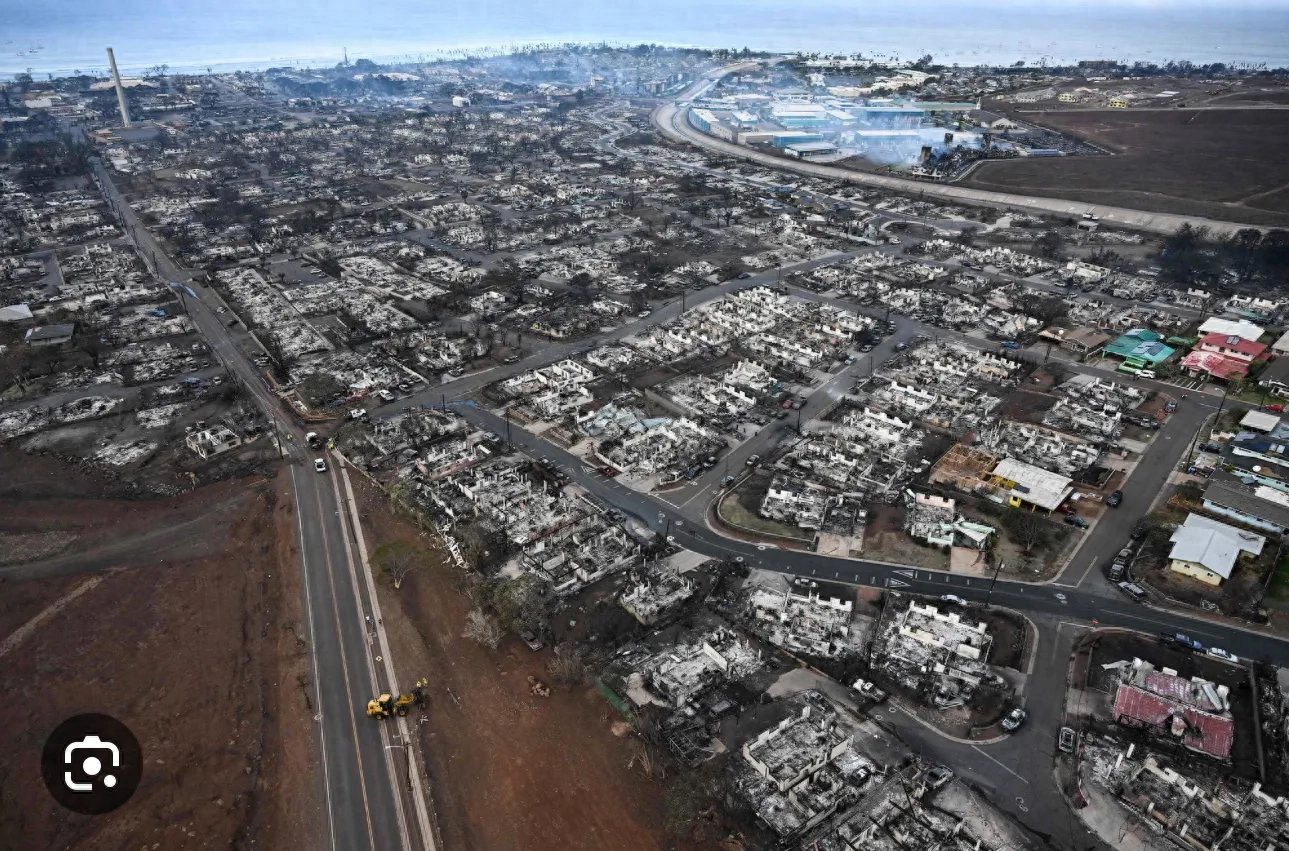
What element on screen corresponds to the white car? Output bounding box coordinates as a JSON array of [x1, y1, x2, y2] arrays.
[[1207, 647, 1239, 663], [378, 389, 394, 402], [940, 594, 968, 606], [314, 458, 328, 473]]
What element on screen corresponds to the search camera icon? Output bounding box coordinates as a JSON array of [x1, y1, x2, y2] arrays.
[[41, 714, 142, 814]]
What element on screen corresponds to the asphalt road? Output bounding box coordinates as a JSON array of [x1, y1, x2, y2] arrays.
[[82, 149, 417, 851], [654, 68, 1257, 238]]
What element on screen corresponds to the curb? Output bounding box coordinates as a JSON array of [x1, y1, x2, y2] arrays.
[[886, 697, 1010, 747]]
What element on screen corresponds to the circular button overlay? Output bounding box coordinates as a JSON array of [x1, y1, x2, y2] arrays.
[[41, 713, 143, 815]]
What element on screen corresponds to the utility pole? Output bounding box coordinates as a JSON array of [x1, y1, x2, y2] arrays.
[[1185, 383, 1230, 469], [985, 559, 1004, 608]]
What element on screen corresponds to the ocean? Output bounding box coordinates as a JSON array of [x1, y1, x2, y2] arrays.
[[3, 0, 1289, 79]]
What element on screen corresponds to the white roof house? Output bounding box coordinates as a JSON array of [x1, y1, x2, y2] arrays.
[[1198, 317, 1264, 343], [991, 458, 1073, 511], [0, 303, 33, 323], [1168, 514, 1265, 581], [1272, 329, 1289, 356], [1241, 410, 1281, 433]]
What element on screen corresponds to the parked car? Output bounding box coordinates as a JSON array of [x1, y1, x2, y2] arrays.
[[939, 594, 968, 606], [1107, 561, 1126, 582], [1267, 404, 1285, 413], [893, 342, 908, 352], [1001, 341, 1021, 350], [746, 454, 761, 466], [860, 344, 873, 353], [637, 310, 651, 318], [790, 399, 805, 410], [1107, 490, 1123, 507], [378, 389, 395, 402], [1162, 633, 1203, 652], [1064, 515, 1090, 529], [314, 458, 328, 473], [502, 354, 520, 364], [601, 466, 618, 477], [1001, 707, 1027, 732], [1058, 727, 1077, 754], [924, 765, 954, 790], [737, 271, 752, 279], [1207, 647, 1239, 663], [519, 630, 545, 652], [782, 399, 793, 409], [1165, 400, 1178, 413], [720, 475, 735, 488], [1118, 582, 1146, 601], [774, 410, 789, 419]]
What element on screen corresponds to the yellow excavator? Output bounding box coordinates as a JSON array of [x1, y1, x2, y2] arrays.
[[366, 678, 429, 719]]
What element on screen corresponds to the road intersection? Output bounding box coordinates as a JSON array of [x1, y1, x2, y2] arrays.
[[70, 82, 1289, 849]]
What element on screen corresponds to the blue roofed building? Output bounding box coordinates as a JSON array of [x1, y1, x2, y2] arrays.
[[1103, 329, 1175, 365]]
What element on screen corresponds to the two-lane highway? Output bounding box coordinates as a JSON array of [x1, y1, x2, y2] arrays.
[[83, 148, 421, 851]]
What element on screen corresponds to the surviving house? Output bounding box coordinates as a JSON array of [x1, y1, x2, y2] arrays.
[[1166, 513, 1265, 585], [989, 458, 1074, 512], [1180, 333, 1268, 382], [1103, 328, 1174, 367]]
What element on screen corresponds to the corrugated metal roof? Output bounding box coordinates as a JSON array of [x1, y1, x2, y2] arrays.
[[1113, 684, 1233, 759]]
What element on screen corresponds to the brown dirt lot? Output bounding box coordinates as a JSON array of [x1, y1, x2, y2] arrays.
[[965, 109, 1289, 226], [0, 453, 320, 850], [353, 476, 704, 851]]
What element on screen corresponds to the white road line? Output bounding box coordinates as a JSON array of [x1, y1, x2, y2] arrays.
[[289, 464, 338, 851], [328, 465, 413, 851], [971, 746, 1030, 785], [1070, 557, 1100, 587], [1106, 610, 1225, 640]]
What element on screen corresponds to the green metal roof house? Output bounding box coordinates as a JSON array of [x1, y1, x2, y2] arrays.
[[1103, 328, 1175, 365]]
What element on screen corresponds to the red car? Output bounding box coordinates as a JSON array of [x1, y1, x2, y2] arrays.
[[601, 466, 618, 477], [782, 399, 793, 409], [1267, 404, 1285, 413]]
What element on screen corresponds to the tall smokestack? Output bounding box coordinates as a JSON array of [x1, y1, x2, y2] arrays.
[[106, 47, 132, 128]]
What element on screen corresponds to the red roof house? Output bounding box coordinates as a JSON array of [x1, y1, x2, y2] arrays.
[[1181, 333, 1269, 382]]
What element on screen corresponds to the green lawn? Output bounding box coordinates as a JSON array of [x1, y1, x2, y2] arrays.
[[1265, 555, 1289, 602], [718, 493, 813, 541]]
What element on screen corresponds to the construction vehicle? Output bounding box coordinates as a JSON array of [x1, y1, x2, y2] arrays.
[[366, 678, 429, 719]]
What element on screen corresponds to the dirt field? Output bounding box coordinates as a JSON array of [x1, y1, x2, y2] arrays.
[[353, 476, 706, 851], [965, 109, 1289, 226], [0, 450, 320, 850], [860, 505, 949, 570]]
